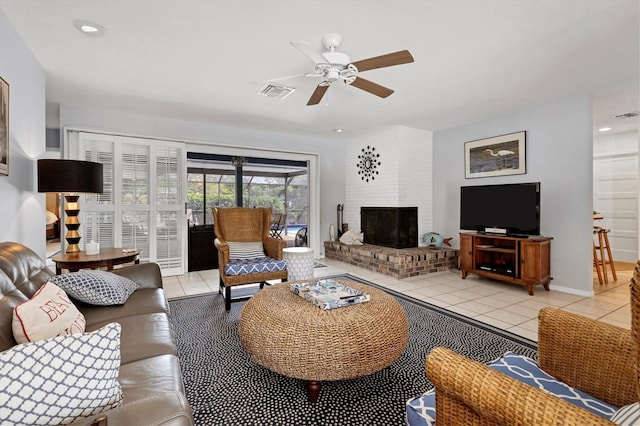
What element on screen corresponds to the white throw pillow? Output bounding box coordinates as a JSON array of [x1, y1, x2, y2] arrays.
[[339, 229, 364, 245], [12, 282, 86, 344], [228, 241, 266, 259], [49, 270, 138, 306], [611, 402, 640, 425], [0, 322, 123, 425]]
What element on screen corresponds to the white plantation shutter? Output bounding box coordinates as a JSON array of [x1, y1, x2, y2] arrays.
[[72, 131, 186, 275], [154, 146, 183, 273], [121, 140, 151, 263], [80, 133, 116, 249]]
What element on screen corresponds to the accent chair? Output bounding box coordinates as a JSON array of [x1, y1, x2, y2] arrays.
[[213, 207, 288, 311], [407, 263, 640, 425]]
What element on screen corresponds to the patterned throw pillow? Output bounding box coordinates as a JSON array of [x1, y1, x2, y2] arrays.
[[12, 281, 86, 344], [0, 322, 124, 425], [227, 241, 266, 259], [611, 402, 640, 425], [50, 270, 138, 306]]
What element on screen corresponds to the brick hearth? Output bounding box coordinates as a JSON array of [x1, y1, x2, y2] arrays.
[[324, 241, 459, 280]]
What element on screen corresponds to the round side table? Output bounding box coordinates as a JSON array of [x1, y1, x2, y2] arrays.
[[283, 247, 314, 281], [52, 248, 141, 275]]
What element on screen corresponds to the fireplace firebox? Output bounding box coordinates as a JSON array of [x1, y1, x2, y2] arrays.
[[360, 207, 418, 249]]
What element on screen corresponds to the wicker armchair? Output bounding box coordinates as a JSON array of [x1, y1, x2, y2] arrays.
[[213, 207, 288, 311], [423, 267, 640, 425]]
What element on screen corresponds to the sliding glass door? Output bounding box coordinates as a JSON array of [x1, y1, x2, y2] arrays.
[[187, 171, 236, 225], [186, 154, 309, 245]]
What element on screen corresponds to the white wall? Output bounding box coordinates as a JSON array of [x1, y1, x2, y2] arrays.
[[434, 96, 594, 296], [0, 9, 47, 255], [57, 104, 345, 256], [344, 125, 433, 241]]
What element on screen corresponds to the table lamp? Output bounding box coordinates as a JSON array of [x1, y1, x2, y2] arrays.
[[38, 159, 104, 253]]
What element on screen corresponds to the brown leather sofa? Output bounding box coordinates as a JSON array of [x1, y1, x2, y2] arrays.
[[0, 242, 193, 426]]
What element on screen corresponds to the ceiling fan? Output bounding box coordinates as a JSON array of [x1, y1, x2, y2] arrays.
[[273, 33, 414, 106]]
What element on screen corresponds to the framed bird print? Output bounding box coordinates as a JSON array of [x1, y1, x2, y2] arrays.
[[464, 131, 526, 179]]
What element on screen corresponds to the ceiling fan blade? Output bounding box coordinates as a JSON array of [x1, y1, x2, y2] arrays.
[[307, 84, 330, 105], [349, 77, 394, 98], [290, 41, 328, 64], [351, 50, 414, 72]]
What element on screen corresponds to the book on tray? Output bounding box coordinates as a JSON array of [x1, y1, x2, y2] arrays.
[[290, 279, 370, 310]]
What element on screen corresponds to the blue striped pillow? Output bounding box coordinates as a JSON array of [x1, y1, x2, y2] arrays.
[[228, 242, 265, 259]]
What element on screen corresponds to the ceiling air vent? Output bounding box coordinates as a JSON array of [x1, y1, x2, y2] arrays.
[[257, 84, 295, 100], [612, 111, 640, 119]]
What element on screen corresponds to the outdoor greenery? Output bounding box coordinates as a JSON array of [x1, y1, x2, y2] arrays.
[[186, 172, 308, 226]]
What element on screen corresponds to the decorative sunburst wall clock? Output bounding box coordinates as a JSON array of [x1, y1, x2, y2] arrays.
[[357, 146, 381, 182]]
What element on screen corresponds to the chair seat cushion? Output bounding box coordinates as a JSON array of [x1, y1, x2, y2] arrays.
[[224, 257, 287, 276], [406, 351, 618, 426]]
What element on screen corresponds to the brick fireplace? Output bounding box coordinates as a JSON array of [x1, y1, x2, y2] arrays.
[[324, 241, 459, 280]]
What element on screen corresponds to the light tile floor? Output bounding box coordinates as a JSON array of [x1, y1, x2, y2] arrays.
[[164, 259, 633, 342]]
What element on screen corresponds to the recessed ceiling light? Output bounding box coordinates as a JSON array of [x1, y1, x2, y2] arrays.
[[333, 128, 343, 133], [73, 20, 106, 37], [598, 127, 612, 132]]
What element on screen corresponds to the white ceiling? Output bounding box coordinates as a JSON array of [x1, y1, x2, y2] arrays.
[[1, 0, 638, 139]]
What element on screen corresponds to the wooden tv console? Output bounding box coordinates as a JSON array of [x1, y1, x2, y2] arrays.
[[459, 232, 552, 295]]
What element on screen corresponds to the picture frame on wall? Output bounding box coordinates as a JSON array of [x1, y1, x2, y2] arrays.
[[464, 131, 526, 179], [0, 76, 8, 176]]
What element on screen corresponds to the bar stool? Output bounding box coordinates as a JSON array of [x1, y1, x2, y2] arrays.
[[594, 226, 617, 283], [593, 228, 604, 285]]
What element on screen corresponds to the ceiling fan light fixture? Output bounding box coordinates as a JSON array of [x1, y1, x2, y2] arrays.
[[325, 69, 341, 81]]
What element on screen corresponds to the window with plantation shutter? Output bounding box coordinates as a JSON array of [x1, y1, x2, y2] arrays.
[[155, 146, 183, 271], [81, 133, 116, 250], [70, 131, 186, 276], [121, 140, 151, 263]]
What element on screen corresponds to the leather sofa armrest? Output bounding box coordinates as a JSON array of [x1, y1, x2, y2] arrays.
[[111, 263, 163, 289], [426, 347, 613, 426]]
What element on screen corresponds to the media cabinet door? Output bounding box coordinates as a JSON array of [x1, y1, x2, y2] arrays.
[[520, 239, 551, 284], [459, 234, 473, 271]]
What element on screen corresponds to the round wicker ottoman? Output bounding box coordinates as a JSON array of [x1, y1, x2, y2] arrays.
[[238, 280, 409, 402]]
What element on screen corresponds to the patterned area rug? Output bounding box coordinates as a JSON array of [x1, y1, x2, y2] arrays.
[[168, 274, 537, 425]]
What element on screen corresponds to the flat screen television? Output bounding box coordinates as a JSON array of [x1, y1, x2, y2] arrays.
[[460, 182, 540, 236]]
